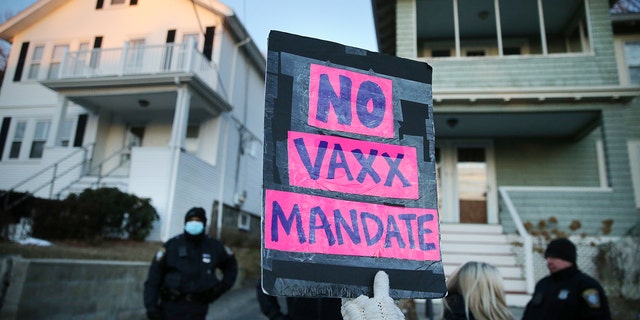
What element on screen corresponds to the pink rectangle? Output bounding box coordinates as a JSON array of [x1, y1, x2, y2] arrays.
[[288, 131, 419, 199], [308, 64, 394, 138], [264, 189, 440, 261]]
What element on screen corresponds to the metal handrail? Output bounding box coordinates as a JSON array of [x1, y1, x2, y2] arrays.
[[498, 186, 534, 294], [54, 146, 131, 199], [1, 144, 93, 211]]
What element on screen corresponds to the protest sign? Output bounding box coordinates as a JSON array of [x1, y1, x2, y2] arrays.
[[262, 31, 446, 299]]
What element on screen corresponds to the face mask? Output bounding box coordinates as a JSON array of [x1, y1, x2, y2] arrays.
[[185, 221, 204, 235]]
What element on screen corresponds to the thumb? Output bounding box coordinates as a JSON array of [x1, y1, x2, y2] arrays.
[[373, 270, 390, 298]]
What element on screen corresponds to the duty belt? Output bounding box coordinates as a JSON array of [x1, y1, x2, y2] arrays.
[[160, 288, 206, 303]]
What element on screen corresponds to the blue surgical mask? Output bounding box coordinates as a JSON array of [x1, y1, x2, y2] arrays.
[[185, 221, 204, 235]]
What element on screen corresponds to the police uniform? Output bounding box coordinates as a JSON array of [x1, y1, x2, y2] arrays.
[[522, 239, 611, 320], [144, 207, 238, 320]]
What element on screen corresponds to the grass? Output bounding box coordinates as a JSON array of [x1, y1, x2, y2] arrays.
[[0, 238, 262, 280]]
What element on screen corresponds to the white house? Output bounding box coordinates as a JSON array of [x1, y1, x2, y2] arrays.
[[0, 0, 266, 241]]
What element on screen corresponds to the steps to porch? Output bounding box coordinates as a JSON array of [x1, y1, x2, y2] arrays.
[[439, 223, 531, 307]]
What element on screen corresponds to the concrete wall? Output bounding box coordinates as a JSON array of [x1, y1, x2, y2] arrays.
[[0, 256, 148, 320]]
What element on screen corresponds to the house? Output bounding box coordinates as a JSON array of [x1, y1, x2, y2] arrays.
[[371, 0, 640, 306], [0, 0, 266, 242]]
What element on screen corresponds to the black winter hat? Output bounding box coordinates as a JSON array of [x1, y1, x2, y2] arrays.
[[184, 207, 207, 225], [544, 238, 576, 264]]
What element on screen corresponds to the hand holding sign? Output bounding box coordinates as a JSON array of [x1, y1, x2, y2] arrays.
[[341, 271, 405, 320]]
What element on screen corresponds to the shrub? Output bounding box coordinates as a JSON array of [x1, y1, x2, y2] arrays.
[[31, 188, 158, 242]]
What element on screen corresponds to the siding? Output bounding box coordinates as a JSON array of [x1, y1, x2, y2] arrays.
[[396, 0, 417, 59], [419, 0, 620, 89], [499, 107, 638, 236]]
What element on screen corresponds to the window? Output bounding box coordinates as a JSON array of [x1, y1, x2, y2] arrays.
[[9, 121, 26, 159], [629, 141, 640, 208], [417, 0, 590, 58], [47, 44, 69, 79], [624, 41, 640, 84], [60, 119, 74, 147], [28, 45, 44, 79], [29, 121, 50, 158], [126, 39, 145, 71], [185, 124, 200, 153], [111, 0, 126, 4]]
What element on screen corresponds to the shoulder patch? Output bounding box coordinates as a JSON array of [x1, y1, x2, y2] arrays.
[[582, 288, 601, 308], [224, 245, 234, 256], [155, 247, 166, 262]]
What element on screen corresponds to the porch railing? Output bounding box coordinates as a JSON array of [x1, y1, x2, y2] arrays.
[[1, 144, 92, 210], [55, 40, 224, 99], [498, 186, 535, 294]]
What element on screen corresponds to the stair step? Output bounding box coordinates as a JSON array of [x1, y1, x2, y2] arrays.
[[506, 293, 531, 307], [441, 242, 513, 254], [441, 232, 510, 243], [440, 223, 504, 234], [442, 253, 517, 266], [443, 264, 522, 278]]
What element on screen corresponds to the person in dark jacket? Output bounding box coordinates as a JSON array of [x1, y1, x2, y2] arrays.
[[522, 238, 611, 320], [144, 207, 238, 320]]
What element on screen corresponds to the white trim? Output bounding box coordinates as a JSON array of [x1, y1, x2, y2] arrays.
[[237, 211, 250, 231], [628, 140, 640, 208], [596, 140, 609, 188], [500, 186, 612, 192]]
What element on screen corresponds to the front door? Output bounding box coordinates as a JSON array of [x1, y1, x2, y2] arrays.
[[436, 141, 497, 224]]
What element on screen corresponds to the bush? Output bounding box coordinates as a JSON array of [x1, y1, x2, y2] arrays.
[[31, 188, 158, 242]]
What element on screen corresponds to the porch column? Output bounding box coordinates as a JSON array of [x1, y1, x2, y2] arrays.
[[46, 95, 69, 147], [169, 86, 191, 149]]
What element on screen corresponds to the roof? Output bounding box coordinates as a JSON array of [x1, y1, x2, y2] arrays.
[[0, 0, 265, 73]]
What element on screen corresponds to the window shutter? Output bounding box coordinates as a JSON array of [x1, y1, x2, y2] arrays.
[[96, 0, 104, 9], [0, 117, 11, 160], [166, 30, 176, 43], [203, 26, 215, 61], [73, 114, 88, 147], [13, 42, 29, 82], [93, 36, 103, 49]]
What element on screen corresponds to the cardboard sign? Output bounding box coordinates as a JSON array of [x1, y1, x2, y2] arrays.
[[262, 31, 446, 299]]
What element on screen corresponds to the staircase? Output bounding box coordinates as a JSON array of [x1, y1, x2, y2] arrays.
[[440, 223, 531, 307]]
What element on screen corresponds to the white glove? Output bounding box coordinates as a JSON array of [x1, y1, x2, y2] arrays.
[[341, 271, 405, 320]]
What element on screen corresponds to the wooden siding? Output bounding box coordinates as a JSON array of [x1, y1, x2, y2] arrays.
[[495, 130, 602, 187], [414, 0, 620, 89], [499, 107, 638, 236], [395, 0, 417, 59]]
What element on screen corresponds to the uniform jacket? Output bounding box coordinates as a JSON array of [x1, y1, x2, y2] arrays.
[[143, 233, 238, 311], [522, 265, 611, 320]]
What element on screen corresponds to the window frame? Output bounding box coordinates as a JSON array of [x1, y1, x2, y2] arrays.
[[27, 45, 45, 80]]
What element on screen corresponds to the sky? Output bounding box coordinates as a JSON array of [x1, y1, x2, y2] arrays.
[[0, 0, 379, 53]]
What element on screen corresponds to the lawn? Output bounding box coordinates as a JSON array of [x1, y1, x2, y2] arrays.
[[0, 239, 262, 279]]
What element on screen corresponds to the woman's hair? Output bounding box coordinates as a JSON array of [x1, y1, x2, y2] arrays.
[[443, 261, 514, 320]]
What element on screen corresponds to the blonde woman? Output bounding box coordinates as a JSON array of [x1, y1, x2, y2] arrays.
[[442, 261, 514, 320]]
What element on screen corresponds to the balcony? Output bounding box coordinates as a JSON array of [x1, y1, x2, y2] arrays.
[[41, 41, 231, 122]]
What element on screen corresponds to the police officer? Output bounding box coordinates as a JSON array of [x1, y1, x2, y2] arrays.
[[522, 238, 611, 320], [144, 207, 238, 320]]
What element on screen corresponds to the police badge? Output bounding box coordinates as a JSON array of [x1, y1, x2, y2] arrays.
[[582, 288, 601, 308]]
